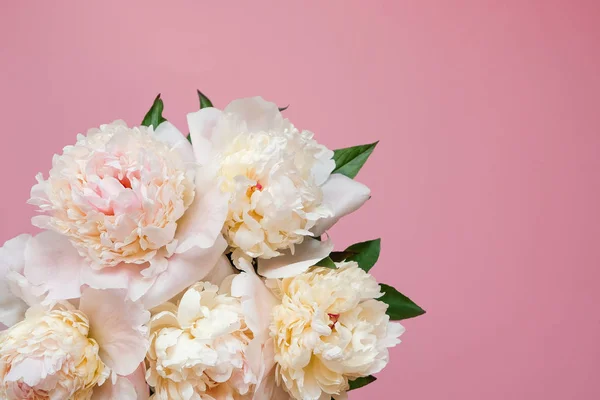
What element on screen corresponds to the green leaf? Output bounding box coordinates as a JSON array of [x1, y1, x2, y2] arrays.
[[197, 89, 213, 108], [348, 375, 377, 391], [314, 257, 336, 268], [332, 141, 378, 179], [141, 94, 167, 128], [380, 284, 426, 320], [330, 239, 380, 272]]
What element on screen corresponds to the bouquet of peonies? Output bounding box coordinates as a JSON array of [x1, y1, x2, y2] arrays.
[[0, 92, 425, 400]]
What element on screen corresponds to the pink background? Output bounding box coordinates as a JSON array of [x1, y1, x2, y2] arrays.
[[1, 1, 599, 398]]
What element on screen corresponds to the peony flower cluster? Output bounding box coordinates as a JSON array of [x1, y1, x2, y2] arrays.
[[0, 93, 424, 400]]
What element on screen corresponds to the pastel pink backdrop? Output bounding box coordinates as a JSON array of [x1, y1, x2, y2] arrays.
[[1, 1, 598, 399]]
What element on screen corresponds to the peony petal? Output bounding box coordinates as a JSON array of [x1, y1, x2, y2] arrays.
[[92, 373, 140, 400], [223, 97, 285, 132], [79, 288, 150, 376], [140, 235, 227, 309], [126, 363, 150, 400], [153, 121, 195, 166], [254, 368, 291, 400], [0, 234, 32, 327], [203, 255, 237, 286], [187, 107, 222, 164], [80, 262, 156, 302], [230, 268, 278, 341], [23, 231, 84, 302], [174, 183, 229, 254], [257, 237, 334, 279], [312, 173, 371, 236]]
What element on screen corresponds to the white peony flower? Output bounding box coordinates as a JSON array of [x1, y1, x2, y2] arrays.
[[146, 281, 259, 399], [19, 120, 227, 309], [187, 97, 371, 262], [0, 288, 150, 400], [267, 262, 404, 400], [0, 305, 108, 400]]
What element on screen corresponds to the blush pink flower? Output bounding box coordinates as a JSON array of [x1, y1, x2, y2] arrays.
[[19, 120, 228, 309]]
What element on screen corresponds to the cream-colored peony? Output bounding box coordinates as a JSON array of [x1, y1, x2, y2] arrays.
[[30, 120, 197, 268], [0, 288, 150, 400], [146, 281, 259, 399], [21, 120, 227, 309], [0, 305, 108, 400], [187, 97, 371, 261], [268, 262, 405, 400]]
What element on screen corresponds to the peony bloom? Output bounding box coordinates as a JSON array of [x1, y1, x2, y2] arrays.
[[267, 262, 405, 400], [0, 305, 108, 400], [146, 281, 259, 399], [187, 97, 370, 262], [0, 288, 150, 400], [29, 120, 195, 268], [21, 120, 227, 308]]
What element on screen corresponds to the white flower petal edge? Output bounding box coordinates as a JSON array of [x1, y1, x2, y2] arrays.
[[79, 288, 150, 377], [91, 364, 149, 400], [256, 237, 334, 279], [187, 97, 369, 260], [0, 235, 39, 327], [311, 173, 372, 237]]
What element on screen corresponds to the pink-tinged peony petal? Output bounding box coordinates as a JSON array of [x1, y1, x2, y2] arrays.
[[311, 173, 371, 236], [23, 231, 84, 302], [125, 363, 150, 400], [257, 237, 334, 279], [0, 235, 32, 327], [187, 107, 222, 164], [174, 184, 229, 253], [223, 96, 285, 132], [153, 121, 195, 166], [203, 255, 237, 286], [80, 262, 156, 302], [140, 235, 227, 309], [253, 368, 291, 400], [91, 374, 140, 400], [79, 288, 150, 376], [230, 267, 278, 341]]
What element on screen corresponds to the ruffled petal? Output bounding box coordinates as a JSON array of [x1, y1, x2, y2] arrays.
[[92, 373, 140, 400], [230, 266, 278, 341], [312, 174, 371, 236], [174, 182, 229, 253], [0, 235, 31, 327], [140, 235, 227, 309], [257, 237, 334, 279], [23, 231, 84, 302], [224, 96, 285, 132], [187, 107, 222, 164], [153, 121, 195, 166], [79, 288, 150, 376], [80, 262, 156, 303]]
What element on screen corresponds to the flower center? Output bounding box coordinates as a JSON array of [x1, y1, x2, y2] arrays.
[[328, 313, 340, 328], [246, 182, 264, 197]]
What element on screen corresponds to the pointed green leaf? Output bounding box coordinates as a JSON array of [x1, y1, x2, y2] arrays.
[[330, 239, 380, 272], [141, 94, 167, 128], [332, 141, 378, 178], [314, 257, 336, 269], [380, 284, 426, 320], [348, 375, 377, 391], [197, 89, 213, 109]]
